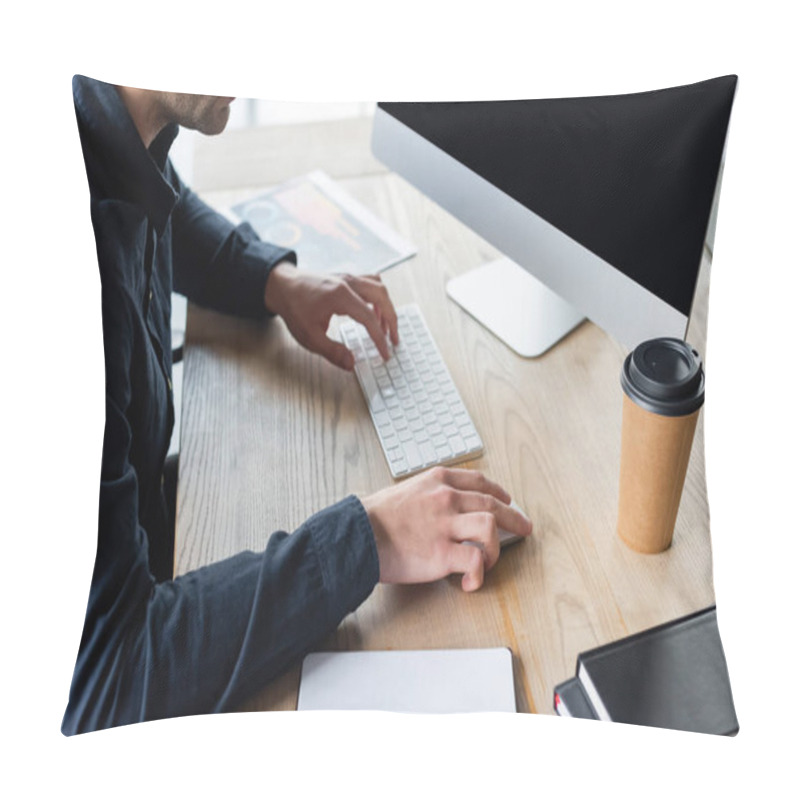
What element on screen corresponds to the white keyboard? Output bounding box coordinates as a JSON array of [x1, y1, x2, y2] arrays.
[[339, 304, 484, 479]]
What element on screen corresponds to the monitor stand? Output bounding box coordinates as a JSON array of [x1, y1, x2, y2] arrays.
[[446, 258, 586, 358]]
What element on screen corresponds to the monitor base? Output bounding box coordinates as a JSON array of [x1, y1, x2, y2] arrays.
[[446, 258, 586, 358]]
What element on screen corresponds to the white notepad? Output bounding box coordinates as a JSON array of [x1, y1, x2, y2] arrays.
[[297, 647, 516, 713]]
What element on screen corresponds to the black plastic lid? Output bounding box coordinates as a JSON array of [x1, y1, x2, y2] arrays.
[[621, 338, 705, 416]]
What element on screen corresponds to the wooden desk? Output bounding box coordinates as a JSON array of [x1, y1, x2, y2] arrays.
[[175, 118, 715, 714]]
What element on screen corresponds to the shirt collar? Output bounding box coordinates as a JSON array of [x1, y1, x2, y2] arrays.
[[73, 75, 180, 235]]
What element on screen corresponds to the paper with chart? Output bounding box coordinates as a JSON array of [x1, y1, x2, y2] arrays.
[[231, 170, 416, 275]]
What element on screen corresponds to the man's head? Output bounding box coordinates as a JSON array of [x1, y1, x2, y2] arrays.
[[116, 85, 236, 147]]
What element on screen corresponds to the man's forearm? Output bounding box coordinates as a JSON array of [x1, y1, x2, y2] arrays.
[[170, 176, 296, 320]]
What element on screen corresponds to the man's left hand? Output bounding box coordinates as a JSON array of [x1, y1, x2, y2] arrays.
[[264, 263, 399, 371]]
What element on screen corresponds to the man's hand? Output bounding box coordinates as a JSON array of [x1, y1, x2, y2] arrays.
[[362, 467, 533, 592], [264, 263, 399, 371]]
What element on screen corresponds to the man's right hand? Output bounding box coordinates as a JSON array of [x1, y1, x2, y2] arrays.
[[264, 264, 399, 371], [361, 467, 533, 592]]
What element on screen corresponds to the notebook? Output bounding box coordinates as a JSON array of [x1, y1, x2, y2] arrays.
[[554, 606, 738, 735], [297, 647, 516, 713], [553, 676, 598, 720]]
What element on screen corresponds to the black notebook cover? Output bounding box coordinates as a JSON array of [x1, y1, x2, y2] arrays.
[[576, 606, 738, 735], [554, 677, 599, 721]]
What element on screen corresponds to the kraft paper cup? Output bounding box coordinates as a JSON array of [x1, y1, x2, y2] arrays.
[[617, 338, 705, 554]]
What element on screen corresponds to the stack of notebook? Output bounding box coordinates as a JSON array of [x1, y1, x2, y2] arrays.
[[553, 606, 738, 735]]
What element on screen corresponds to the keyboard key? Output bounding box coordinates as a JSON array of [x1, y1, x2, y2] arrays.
[[464, 434, 482, 450], [384, 434, 399, 451], [374, 410, 391, 428], [403, 441, 423, 471], [419, 441, 438, 465], [414, 429, 430, 445], [449, 436, 467, 456]]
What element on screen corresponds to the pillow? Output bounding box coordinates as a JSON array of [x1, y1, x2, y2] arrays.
[[64, 74, 736, 737]]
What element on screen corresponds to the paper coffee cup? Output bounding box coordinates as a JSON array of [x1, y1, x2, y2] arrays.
[[617, 338, 705, 554]]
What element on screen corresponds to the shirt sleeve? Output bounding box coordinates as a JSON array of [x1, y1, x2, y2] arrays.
[[62, 381, 379, 734], [169, 165, 297, 320]]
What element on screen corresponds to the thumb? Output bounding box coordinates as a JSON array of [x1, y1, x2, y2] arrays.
[[313, 334, 355, 371]]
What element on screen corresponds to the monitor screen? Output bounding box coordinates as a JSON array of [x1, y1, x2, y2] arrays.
[[372, 76, 737, 352]]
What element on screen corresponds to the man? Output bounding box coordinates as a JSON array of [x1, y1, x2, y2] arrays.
[[63, 75, 531, 734]]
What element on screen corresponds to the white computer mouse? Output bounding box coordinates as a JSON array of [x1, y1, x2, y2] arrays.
[[498, 499, 527, 548]]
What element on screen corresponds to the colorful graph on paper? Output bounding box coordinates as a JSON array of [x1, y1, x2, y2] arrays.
[[231, 171, 416, 275]]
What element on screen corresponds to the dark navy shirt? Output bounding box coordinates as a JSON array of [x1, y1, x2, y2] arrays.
[[63, 76, 379, 734]]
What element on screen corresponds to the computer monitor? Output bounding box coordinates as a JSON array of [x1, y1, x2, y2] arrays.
[[371, 76, 737, 356]]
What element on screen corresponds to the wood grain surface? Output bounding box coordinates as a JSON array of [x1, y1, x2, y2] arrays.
[[176, 121, 715, 714]]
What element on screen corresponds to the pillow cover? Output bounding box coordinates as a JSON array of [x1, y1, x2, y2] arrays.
[[64, 74, 736, 736]]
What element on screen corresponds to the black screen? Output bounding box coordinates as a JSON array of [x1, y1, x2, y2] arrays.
[[379, 76, 736, 316]]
